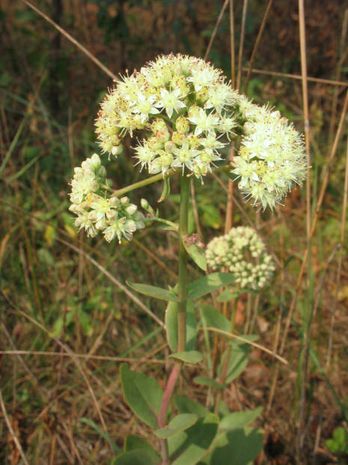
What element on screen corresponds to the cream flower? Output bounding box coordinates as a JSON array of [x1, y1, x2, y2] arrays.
[[156, 88, 186, 118], [94, 53, 306, 204], [95, 54, 237, 177], [187, 67, 218, 91], [133, 93, 160, 122], [69, 154, 145, 243], [233, 100, 306, 209], [206, 226, 275, 291], [188, 108, 220, 135]]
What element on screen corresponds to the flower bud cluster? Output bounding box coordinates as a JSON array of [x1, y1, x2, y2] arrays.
[[95, 54, 239, 177], [233, 97, 307, 209], [205, 226, 275, 291], [69, 154, 144, 243]]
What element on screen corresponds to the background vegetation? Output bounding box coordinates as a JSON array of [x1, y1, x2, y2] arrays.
[[0, 0, 347, 464]]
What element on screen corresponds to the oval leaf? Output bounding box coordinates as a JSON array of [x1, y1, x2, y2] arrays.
[[174, 395, 209, 418], [184, 242, 207, 271], [113, 449, 160, 465], [127, 281, 179, 302], [217, 289, 239, 302], [194, 375, 225, 390], [165, 301, 178, 352], [220, 407, 262, 432], [155, 414, 198, 439], [169, 414, 219, 465], [120, 365, 163, 429], [220, 342, 251, 384], [188, 273, 235, 300], [125, 435, 156, 452], [170, 351, 203, 365], [201, 305, 230, 332], [211, 428, 263, 465]]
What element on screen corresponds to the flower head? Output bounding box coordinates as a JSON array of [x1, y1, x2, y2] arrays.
[[205, 226, 275, 291], [233, 98, 307, 209], [95, 54, 238, 177], [69, 154, 145, 243]]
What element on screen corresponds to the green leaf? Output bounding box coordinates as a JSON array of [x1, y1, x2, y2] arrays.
[[155, 414, 198, 439], [201, 203, 222, 229], [188, 273, 235, 300], [112, 449, 160, 465], [174, 396, 209, 418], [210, 429, 263, 465], [194, 376, 225, 390], [127, 281, 179, 302], [220, 408, 262, 432], [165, 300, 197, 352], [184, 242, 207, 271], [124, 435, 156, 453], [216, 400, 231, 417], [325, 427, 348, 454], [165, 301, 179, 351], [158, 176, 171, 202], [186, 301, 198, 351], [120, 365, 163, 429], [217, 289, 238, 302], [201, 305, 230, 332], [221, 342, 251, 383], [170, 351, 203, 365], [169, 414, 219, 465], [123, 435, 161, 464]]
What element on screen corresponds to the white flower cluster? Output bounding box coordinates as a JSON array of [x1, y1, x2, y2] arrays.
[[95, 54, 239, 177], [69, 154, 144, 243], [233, 97, 307, 209], [205, 226, 275, 291], [69, 55, 307, 243]]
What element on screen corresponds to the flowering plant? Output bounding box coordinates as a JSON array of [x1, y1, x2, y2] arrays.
[[68, 54, 306, 464]]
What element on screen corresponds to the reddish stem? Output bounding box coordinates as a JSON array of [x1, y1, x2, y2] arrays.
[[158, 363, 181, 428], [157, 363, 181, 465]]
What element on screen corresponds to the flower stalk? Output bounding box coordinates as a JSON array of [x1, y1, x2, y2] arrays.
[[114, 171, 175, 197], [158, 175, 190, 465], [177, 174, 190, 352]]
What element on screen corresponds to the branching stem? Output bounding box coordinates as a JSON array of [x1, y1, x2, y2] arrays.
[[112, 165, 231, 198], [114, 171, 173, 197]]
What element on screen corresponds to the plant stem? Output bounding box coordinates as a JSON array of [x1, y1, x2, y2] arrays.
[[214, 299, 237, 413], [114, 172, 173, 197], [158, 365, 182, 429], [112, 165, 231, 198], [177, 174, 190, 352], [158, 363, 181, 465], [157, 175, 190, 465]]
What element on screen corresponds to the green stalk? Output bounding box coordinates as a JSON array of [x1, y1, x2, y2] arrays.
[[177, 175, 190, 352], [112, 165, 231, 198], [114, 172, 172, 197]]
